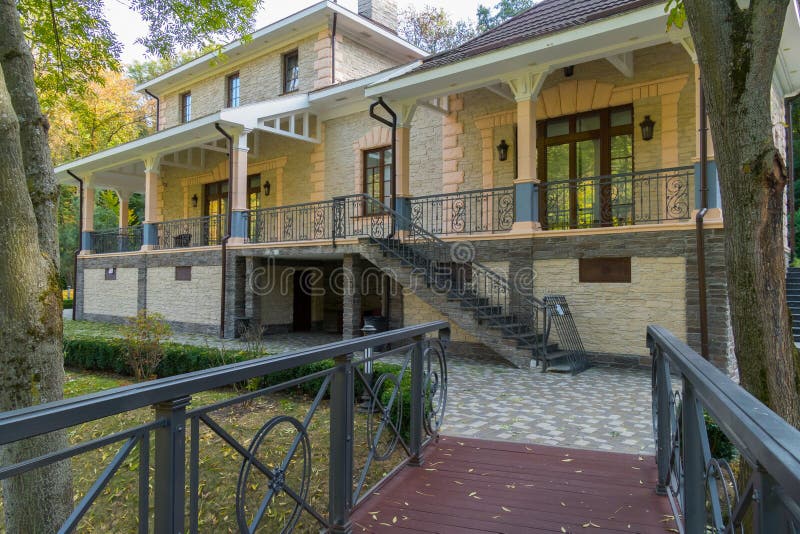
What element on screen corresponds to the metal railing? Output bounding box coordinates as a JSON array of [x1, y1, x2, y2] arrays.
[[333, 194, 550, 363], [247, 200, 334, 243], [541, 166, 693, 230], [0, 322, 450, 533], [648, 325, 800, 533], [408, 186, 515, 235], [153, 214, 226, 250], [91, 226, 143, 254]]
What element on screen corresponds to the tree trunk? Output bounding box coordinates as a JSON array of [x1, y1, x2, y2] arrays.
[[0, 1, 73, 531], [684, 0, 800, 427]]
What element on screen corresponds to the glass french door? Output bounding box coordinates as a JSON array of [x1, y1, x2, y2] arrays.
[[204, 180, 228, 245], [539, 107, 633, 229]]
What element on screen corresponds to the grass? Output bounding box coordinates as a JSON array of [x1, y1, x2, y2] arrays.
[[64, 320, 126, 340], [2, 368, 406, 533]]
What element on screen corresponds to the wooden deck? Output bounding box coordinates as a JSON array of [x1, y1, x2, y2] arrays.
[[351, 436, 676, 533]]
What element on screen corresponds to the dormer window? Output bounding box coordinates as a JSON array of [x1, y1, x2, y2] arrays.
[[180, 91, 192, 123], [283, 50, 299, 93], [227, 72, 240, 107]]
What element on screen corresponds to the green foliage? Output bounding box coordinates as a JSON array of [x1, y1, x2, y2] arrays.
[[476, 0, 534, 32], [665, 0, 687, 29], [127, 48, 215, 85], [63, 299, 73, 309], [704, 412, 736, 461], [121, 311, 173, 380], [398, 5, 476, 54]]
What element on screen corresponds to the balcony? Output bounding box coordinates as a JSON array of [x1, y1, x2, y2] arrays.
[[85, 166, 697, 255]]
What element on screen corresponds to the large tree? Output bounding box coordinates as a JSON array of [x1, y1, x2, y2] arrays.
[[0, 0, 263, 531], [676, 0, 800, 426], [398, 5, 475, 54], [476, 0, 534, 32]]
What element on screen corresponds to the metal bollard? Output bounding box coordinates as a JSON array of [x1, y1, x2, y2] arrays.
[[358, 324, 378, 411]]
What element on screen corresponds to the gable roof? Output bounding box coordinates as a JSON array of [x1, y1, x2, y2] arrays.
[[417, 0, 664, 72]]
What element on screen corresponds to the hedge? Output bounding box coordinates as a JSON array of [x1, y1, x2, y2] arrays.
[[63, 299, 73, 309]]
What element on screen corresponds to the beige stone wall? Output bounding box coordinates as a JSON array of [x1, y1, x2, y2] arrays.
[[259, 266, 294, 326], [336, 35, 398, 83], [402, 291, 477, 343], [159, 32, 321, 129], [533, 257, 686, 356], [84, 268, 138, 317], [146, 266, 221, 325]]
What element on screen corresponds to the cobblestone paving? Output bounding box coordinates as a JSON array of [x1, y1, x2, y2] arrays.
[[64, 312, 654, 455], [440, 353, 655, 455]]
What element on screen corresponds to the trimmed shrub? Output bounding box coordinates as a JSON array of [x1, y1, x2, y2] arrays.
[[63, 299, 74, 309]]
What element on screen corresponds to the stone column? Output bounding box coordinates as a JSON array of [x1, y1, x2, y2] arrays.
[[511, 97, 541, 233], [80, 176, 95, 253], [142, 155, 161, 250], [342, 254, 363, 340], [230, 131, 250, 244], [395, 104, 415, 231]]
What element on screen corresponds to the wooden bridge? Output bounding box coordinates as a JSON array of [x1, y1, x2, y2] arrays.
[[351, 436, 674, 533]]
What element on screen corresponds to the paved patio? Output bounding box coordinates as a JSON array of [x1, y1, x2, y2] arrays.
[[64, 312, 654, 455]]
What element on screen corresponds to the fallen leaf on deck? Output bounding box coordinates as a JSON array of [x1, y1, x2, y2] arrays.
[[582, 521, 600, 528], [562, 459, 574, 463], [561, 527, 567, 533], [502, 506, 511, 512]]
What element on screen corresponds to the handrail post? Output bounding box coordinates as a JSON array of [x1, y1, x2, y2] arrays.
[[409, 335, 425, 467], [654, 348, 670, 495], [153, 396, 190, 534], [329, 354, 354, 533], [682, 381, 707, 532]]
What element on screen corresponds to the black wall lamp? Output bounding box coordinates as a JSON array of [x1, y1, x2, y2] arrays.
[[639, 115, 655, 141], [496, 139, 510, 161], [563, 65, 574, 77], [191, 194, 198, 208], [264, 180, 271, 196]]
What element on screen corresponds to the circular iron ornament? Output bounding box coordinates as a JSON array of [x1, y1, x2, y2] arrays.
[[451, 198, 467, 233], [236, 415, 312, 534], [705, 457, 743, 533], [665, 177, 689, 219], [423, 341, 448, 436], [367, 373, 403, 461]]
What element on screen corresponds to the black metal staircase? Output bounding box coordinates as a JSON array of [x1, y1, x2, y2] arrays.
[[334, 194, 588, 373]]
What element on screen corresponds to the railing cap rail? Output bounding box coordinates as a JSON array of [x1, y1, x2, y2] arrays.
[[407, 186, 514, 201], [0, 321, 450, 447], [647, 325, 800, 498]]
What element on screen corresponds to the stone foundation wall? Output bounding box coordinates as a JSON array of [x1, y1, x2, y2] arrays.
[[83, 267, 139, 318]]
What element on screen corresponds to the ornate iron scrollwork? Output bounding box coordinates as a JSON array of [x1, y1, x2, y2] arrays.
[[312, 207, 326, 239], [496, 193, 514, 231], [450, 198, 466, 233], [423, 340, 447, 436], [235, 415, 312, 534], [665, 177, 689, 219]]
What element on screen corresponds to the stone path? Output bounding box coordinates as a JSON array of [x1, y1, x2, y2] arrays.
[[65, 312, 654, 455]]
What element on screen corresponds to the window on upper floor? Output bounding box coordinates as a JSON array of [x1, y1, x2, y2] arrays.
[[227, 72, 240, 107], [283, 50, 299, 93], [363, 146, 392, 214], [180, 91, 192, 123]]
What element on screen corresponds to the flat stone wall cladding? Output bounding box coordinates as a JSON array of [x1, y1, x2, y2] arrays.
[[83, 267, 139, 318], [159, 32, 320, 129], [336, 35, 398, 83], [408, 107, 444, 196], [534, 256, 686, 358], [358, 0, 398, 31], [531, 229, 730, 368], [402, 292, 477, 343], [147, 266, 222, 325], [342, 254, 363, 339]]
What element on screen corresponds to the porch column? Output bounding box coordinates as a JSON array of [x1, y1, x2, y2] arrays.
[[80, 176, 95, 254], [507, 71, 547, 234], [117, 190, 131, 229], [142, 155, 161, 250], [692, 63, 722, 221], [230, 130, 250, 244], [395, 104, 416, 230], [511, 98, 541, 233]]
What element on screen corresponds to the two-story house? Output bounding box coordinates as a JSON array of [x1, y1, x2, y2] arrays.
[[56, 0, 800, 372]]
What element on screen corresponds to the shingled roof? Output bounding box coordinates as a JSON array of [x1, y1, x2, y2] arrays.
[[416, 0, 664, 71]]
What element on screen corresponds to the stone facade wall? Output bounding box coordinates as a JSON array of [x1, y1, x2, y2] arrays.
[[358, 0, 398, 31], [402, 292, 478, 343], [533, 256, 686, 357], [336, 35, 398, 83], [146, 266, 222, 325], [83, 267, 139, 317], [159, 32, 321, 129]]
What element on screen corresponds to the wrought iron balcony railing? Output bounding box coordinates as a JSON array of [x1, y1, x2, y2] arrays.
[[0, 322, 450, 533], [247, 200, 334, 244], [408, 186, 515, 235], [153, 214, 226, 250], [91, 226, 143, 254], [540, 165, 693, 230], [648, 325, 800, 532]]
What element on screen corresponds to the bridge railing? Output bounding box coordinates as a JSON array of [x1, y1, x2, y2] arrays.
[[0, 321, 450, 533], [648, 325, 800, 533]]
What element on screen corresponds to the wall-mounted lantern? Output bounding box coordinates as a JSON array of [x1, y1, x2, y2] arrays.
[[563, 65, 574, 77], [496, 139, 510, 162], [264, 180, 271, 196], [191, 194, 198, 208], [639, 115, 655, 141]]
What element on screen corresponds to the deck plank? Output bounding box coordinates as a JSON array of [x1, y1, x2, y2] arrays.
[[351, 436, 676, 533]]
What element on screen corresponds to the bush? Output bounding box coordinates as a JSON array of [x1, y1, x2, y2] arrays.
[[63, 299, 73, 309], [122, 311, 173, 381]]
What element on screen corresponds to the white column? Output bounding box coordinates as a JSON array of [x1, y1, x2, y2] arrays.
[[117, 190, 131, 229], [80, 175, 95, 254], [142, 155, 161, 250]]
